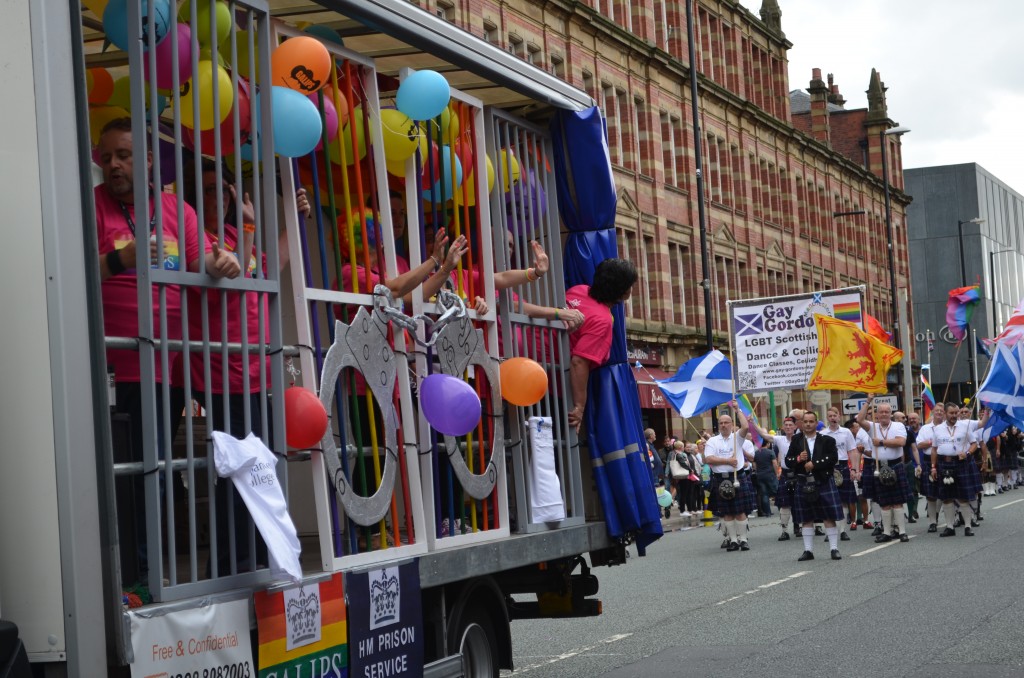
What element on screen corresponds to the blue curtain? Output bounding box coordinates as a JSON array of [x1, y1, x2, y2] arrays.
[[551, 107, 662, 555]]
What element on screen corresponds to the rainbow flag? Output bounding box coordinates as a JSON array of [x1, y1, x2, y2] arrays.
[[255, 574, 348, 678], [833, 301, 862, 325], [734, 393, 763, 447], [946, 285, 981, 342], [921, 373, 935, 419]]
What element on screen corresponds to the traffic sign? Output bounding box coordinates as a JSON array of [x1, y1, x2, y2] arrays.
[[841, 394, 898, 415]]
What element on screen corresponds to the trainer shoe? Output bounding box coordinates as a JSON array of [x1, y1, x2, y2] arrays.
[[862, 521, 874, 529], [682, 511, 692, 517]]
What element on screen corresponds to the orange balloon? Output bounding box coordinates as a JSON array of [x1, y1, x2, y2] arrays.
[[499, 357, 548, 406], [88, 67, 114, 105], [271, 36, 331, 94]]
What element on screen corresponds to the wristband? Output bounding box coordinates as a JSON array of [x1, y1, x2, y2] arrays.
[[430, 255, 442, 272], [242, 222, 256, 234], [106, 248, 126, 275], [554, 309, 560, 320], [526, 267, 537, 282]]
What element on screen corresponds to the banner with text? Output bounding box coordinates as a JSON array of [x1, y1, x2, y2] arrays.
[[129, 596, 253, 678], [730, 288, 865, 394], [255, 573, 348, 678], [347, 560, 423, 678]]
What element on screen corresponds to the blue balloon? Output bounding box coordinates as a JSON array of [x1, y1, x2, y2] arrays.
[[104, 0, 172, 52], [421, 146, 463, 203], [396, 70, 451, 121], [420, 374, 481, 437], [254, 88, 323, 158], [303, 24, 345, 47]]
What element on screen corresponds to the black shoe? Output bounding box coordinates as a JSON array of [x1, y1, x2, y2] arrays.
[[797, 551, 815, 562], [664, 507, 671, 519], [824, 536, 829, 543], [840, 532, 851, 542], [874, 533, 892, 543], [953, 513, 964, 528], [964, 527, 974, 537], [727, 541, 740, 552], [872, 525, 883, 537], [740, 540, 750, 551], [912, 511, 920, 520], [815, 526, 825, 536], [940, 527, 956, 537], [721, 538, 729, 549], [899, 533, 910, 543], [928, 523, 937, 533], [778, 531, 791, 541], [907, 515, 917, 524], [831, 549, 842, 560], [970, 519, 979, 528], [977, 515, 985, 521], [891, 529, 900, 539]]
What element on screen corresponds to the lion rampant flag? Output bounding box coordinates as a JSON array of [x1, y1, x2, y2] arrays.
[[806, 315, 903, 393]]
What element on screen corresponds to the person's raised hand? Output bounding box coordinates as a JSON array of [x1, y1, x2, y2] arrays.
[[228, 184, 256, 225], [296, 188, 311, 218], [530, 239, 549, 276], [209, 240, 242, 279], [444, 234, 469, 271]]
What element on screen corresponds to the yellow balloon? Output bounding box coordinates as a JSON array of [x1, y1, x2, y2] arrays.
[[89, 105, 130, 146], [221, 30, 259, 80], [499, 149, 521, 192], [455, 154, 495, 207], [179, 0, 232, 47], [331, 107, 367, 165], [179, 60, 233, 131], [82, 0, 109, 17], [381, 109, 421, 164], [485, 153, 496, 193]]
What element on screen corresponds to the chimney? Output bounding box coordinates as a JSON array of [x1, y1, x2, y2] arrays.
[[807, 68, 831, 145], [826, 73, 846, 108]]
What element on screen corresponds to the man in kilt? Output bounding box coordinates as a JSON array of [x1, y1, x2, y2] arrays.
[[822, 406, 857, 542], [705, 407, 756, 552], [751, 416, 799, 541], [928, 402, 985, 536], [914, 403, 945, 532], [857, 397, 912, 543], [786, 411, 845, 561]]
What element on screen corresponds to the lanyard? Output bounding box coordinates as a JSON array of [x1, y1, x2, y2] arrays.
[[118, 200, 156, 238]]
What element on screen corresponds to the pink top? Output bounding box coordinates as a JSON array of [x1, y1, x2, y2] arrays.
[[565, 284, 612, 366], [186, 224, 270, 394], [96, 185, 206, 383]]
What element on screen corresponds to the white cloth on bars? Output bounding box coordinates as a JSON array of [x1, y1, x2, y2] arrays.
[[212, 431, 301, 582], [528, 416, 566, 523]]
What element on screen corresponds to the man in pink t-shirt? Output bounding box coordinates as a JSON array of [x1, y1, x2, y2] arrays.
[[565, 258, 638, 432]]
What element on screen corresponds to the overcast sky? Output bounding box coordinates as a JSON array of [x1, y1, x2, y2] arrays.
[[737, 0, 1024, 194]]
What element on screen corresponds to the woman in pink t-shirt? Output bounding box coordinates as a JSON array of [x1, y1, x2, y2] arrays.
[[565, 258, 638, 432]]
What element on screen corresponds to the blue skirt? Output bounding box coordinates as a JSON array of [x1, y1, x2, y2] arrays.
[[919, 459, 935, 499], [873, 461, 911, 507], [775, 471, 795, 508], [860, 459, 876, 501], [709, 473, 756, 517], [791, 475, 845, 524], [836, 463, 856, 504], [935, 458, 981, 501]]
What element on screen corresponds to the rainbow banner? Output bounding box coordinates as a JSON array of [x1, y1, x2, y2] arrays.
[[734, 393, 763, 447], [255, 574, 348, 678], [833, 301, 862, 325], [946, 285, 981, 342], [921, 373, 935, 419]]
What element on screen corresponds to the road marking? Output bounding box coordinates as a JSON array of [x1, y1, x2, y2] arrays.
[[715, 571, 810, 605], [991, 498, 1024, 510], [508, 633, 633, 674], [850, 535, 914, 557]]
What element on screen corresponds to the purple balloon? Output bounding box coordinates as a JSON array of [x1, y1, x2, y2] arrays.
[[505, 169, 546, 236], [146, 23, 192, 91], [311, 92, 338, 151], [420, 374, 481, 436]]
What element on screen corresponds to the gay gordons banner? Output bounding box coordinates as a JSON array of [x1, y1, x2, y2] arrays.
[[254, 573, 348, 678], [729, 287, 865, 394]]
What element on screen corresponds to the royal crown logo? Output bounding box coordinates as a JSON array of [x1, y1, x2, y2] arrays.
[[369, 567, 400, 630], [285, 586, 322, 649]]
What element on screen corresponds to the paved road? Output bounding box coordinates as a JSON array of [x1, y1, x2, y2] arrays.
[[506, 494, 1024, 678]]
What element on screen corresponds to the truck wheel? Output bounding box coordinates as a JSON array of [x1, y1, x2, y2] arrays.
[[450, 603, 499, 678]]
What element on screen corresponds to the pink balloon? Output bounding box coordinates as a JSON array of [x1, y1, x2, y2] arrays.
[[310, 93, 338, 151], [147, 23, 192, 91]]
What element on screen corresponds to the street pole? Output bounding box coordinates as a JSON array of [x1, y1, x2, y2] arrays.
[[880, 129, 906, 409], [685, 0, 717, 432]]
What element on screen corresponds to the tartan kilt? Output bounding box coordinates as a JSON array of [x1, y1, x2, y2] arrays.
[[994, 451, 1013, 472], [919, 459, 935, 499], [791, 474, 845, 524], [860, 459, 876, 501], [836, 463, 857, 504], [873, 461, 911, 507], [775, 471, 795, 508], [709, 473, 755, 517], [1011, 452, 1020, 470], [935, 458, 981, 501]]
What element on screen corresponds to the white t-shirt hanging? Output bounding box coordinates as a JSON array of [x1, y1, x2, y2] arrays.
[[213, 431, 302, 582]]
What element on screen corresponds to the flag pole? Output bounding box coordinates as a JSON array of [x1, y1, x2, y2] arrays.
[[971, 328, 981, 417], [939, 340, 965, 406], [726, 300, 741, 487]]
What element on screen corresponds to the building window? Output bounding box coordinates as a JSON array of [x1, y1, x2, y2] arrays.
[[549, 53, 564, 79], [603, 84, 622, 166], [508, 33, 525, 59], [642, 234, 655, 319], [632, 96, 650, 174], [669, 241, 688, 326], [435, 0, 454, 22], [526, 42, 541, 65], [482, 19, 497, 43], [582, 70, 595, 100]]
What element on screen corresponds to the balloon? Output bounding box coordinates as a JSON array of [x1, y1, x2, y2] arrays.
[[268, 86, 322, 158], [656, 487, 673, 508], [284, 386, 328, 449], [221, 30, 259, 80], [104, 0, 172, 51], [419, 374, 481, 437], [82, 0, 110, 17], [499, 357, 548, 406], [498, 149, 521, 192], [331, 108, 367, 165], [381, 109, 421, 164], [271, 36, 331, 94], [424, 106, 459, 145], [89, 106, 130, 146], [183, 78, 251, 156], [146, 23, 191, 90], [396, 70, 450, 121], [454, 142, 493, 207], [106, 76, 166, 118], [303, 24, 345, 47], [179, 0, 231, 47], [506, 169, 547, 235], [179, 60, 233, 131], [310, 93, 339, 151], [87, 67, 114, 105], [421, 145, 462, 203]]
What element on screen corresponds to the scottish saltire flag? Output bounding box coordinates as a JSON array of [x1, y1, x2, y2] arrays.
[[988, 298, 1024, 346], [946, 285, 981, 342], [978, 342, 1024, 429], [979, 410, 1011, 442], [976, 335, 992, 359], [920, 373, 935, 419], [656, 350, 732, 418], [735, 393, 762, 447]]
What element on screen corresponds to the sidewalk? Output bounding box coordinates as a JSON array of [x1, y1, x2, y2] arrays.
[[660, 509, 780, 534]]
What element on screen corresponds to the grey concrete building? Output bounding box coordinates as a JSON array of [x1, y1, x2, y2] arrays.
[[907, 163, 1024, 403]]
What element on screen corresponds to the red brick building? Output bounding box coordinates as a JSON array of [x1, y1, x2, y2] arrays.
[[437, 0, 913, 431]]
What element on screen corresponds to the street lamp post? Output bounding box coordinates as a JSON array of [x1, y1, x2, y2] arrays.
[[880, 126, 909, 408], [990, 248, 1016, 333], [956, 216, 985, 405]]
